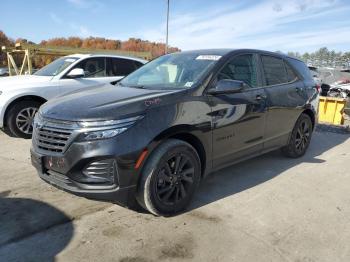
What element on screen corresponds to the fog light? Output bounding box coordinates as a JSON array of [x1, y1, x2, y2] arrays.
[[82, 159, 118, 185]]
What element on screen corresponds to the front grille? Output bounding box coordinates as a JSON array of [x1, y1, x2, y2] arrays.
[[33, 117, 76, 153], [36, 128, 72, 152]]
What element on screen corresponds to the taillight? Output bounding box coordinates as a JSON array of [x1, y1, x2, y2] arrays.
[[315, 84, 321, 93]]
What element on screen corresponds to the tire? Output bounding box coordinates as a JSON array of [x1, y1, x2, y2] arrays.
[[136, 139, 201, 216], [282, 113, 313, 158], [5, 101, 41, 139]]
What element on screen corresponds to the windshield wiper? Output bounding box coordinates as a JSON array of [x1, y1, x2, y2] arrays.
[[117, 82, 145, 88], [128, 84, 146, 89]]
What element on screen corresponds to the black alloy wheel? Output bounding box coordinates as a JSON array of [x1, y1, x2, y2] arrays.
[[282, 113, 313, 158], [295, 118, 311, 155], [137, 139, 201, 216], [155, 153, 195, 205]]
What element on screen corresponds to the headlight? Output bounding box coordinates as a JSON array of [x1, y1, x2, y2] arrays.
[[80, 115, 143, 141], [83, 128, 128, 141], [78, 115, 143, 128]]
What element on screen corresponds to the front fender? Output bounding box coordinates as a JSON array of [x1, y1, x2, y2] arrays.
[[0, 92, 48, 128]]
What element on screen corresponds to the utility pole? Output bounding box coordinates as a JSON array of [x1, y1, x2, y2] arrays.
[[165, 0, 170, 54]]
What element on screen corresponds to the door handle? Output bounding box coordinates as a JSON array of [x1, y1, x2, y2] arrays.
[[256, 94, 267, 101]]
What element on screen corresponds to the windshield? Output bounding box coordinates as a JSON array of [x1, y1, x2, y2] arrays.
[[119, 53, 221, 89], [34, 57, 79, 76]]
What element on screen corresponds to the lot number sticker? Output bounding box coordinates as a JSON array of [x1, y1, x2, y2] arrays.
[[196, 55, 222, 61]]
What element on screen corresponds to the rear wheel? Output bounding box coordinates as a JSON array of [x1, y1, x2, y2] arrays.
[[5, 101, 41, 138], [136, 139, 201, 216], [282, 113, 313, 158]]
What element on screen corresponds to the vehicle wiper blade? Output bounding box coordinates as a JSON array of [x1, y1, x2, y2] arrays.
[[128, 85, 146, 89]]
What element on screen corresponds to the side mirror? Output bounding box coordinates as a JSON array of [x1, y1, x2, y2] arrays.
[[67, 68, 85, 79], [207, 79, 244, 95]]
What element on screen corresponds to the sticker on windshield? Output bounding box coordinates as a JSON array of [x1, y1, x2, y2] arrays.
[[196, 55, 221, 61], [185, 82, 193, 87]]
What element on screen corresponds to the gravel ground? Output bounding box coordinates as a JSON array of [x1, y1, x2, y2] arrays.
[[0, 128, 349, 262]]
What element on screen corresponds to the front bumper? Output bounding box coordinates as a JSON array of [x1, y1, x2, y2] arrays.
[[30, 135, 145, 206], [38, 169, 136, 205], [0, 101, 5, 128]]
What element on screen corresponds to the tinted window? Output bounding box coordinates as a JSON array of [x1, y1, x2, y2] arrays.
[[287, 58, 312, 81], [261, 55, 288, 85], [134, 61, 144, 69], [285, 62, 298, 82], [72, 57, 106, 78], [107, 58, 138, 76], [218, 54, 257, 87]]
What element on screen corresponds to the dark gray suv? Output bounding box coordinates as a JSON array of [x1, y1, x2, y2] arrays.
[[31, 49, 319, 216]]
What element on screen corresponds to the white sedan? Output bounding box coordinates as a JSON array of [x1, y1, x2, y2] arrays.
[[0, 54, 147, 138]]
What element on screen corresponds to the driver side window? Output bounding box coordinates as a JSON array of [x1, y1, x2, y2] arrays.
[[72, 57, 106, 78], [218, 54, 257, 87]]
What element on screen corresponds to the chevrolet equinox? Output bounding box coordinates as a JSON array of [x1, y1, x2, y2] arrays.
[[31, 49, 319, 216]]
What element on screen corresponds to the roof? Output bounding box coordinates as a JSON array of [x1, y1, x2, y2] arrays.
[[65, 53, 148, 63], [177, 49, 234, 56], [176, 48, 304, 62]]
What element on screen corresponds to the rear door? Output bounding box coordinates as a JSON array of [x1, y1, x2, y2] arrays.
[[210, 53, 268, 168], [260, 54, 306, 150], [106, 58, 143, 83]]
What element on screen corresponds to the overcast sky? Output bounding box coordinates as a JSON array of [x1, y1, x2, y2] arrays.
[[1, 0, 349, 53]]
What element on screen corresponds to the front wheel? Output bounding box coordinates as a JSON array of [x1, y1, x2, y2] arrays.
[[136, 139, 201, 216], [282, 113, 313, 158], [5, 101, 41, 139]]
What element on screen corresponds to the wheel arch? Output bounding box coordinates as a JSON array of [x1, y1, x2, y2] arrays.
[[302, 108, 316, 130], [148, 125, 208, 177], [3, 95, 47, 127]]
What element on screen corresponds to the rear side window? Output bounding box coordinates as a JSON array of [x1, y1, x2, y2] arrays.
[[287, 58, 312, 81], [285, 62, 298, 82], [107, 58, 138, 76], [134, 61, 145, 69], [217, 54, 258, 87], [261, 55, 288, 86]]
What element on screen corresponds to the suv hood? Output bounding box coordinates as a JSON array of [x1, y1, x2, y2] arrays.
[[0, 75, 52, 90], [40, 84, 183, 121]]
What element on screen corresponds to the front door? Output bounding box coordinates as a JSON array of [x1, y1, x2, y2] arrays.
[[58, 57, 122, 95], [210, 54, 268, 169]]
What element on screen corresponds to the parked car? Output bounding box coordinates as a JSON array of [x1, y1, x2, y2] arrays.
[[328, 78, 350, 98], [31, 49, 319, 216], [0, 67, 9, 77], [0, 54, 147, 138]]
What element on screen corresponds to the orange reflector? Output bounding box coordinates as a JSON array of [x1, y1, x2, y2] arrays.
[[135, 150, 148, 169]]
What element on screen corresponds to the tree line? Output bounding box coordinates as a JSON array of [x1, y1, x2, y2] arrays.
[[286, 47, 350, 68], [0, 30, 179, 68], [1, 30, 350, 70]]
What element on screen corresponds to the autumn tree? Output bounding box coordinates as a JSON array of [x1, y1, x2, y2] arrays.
[[0, 31, 14, 66]]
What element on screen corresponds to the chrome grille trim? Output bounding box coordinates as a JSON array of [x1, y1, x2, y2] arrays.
[[33, 117, 76, 154]]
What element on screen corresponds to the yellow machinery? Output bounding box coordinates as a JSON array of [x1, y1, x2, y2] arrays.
[[1, 43, 151, 76], [318, 96, 347, 125]]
